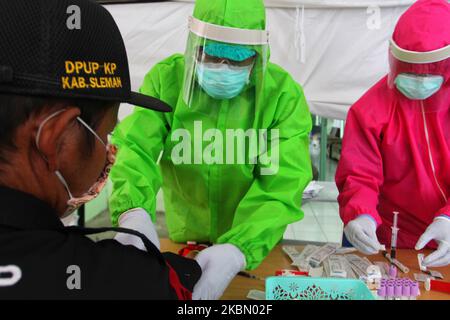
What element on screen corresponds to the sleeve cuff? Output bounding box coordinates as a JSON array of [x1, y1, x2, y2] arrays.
[[341, 208, 382, 227], [434, 214, 450, 222], [221, 239, 250, 270], [434, 208, 450, 219]]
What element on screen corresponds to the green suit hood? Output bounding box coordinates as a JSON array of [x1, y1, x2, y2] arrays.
[[193, 0, 266, 30]]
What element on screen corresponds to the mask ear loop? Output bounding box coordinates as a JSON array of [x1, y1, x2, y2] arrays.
[[35, 109, 68, 160], [55, 170, 75, 200], [34, 109, 76, 207], [76, 116, 106, 147], [67, 116, 108, 201]]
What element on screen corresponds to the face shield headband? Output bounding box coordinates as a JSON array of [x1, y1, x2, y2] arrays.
[[188, 16, 269, 46], [390, 39, 450, 64]]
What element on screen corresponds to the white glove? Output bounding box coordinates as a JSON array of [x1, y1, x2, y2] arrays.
[[114, 208, 160, 251], [344, 215, 382, 255], [415, 216, 450, 267], [192, 244, 246, 300]]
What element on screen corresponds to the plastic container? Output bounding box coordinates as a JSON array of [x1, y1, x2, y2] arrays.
[[266, 277, 375, 300]]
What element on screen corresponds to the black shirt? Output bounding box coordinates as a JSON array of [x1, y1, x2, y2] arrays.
[[0, 187, 201, 299]]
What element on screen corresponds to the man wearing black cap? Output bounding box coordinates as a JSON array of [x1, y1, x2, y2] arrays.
[[0, 0, 200, 299]]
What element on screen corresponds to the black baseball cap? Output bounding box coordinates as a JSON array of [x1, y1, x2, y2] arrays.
[[0, 0, 171, 112]]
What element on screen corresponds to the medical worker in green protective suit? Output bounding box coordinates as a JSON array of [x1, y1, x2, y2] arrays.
[[110, 0, 312, 300]]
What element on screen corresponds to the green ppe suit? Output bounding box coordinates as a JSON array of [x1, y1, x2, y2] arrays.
[[109, 0, 312, 270]]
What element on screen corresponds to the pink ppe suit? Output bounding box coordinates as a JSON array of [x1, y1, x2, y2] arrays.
[[336, 0, 450, 249]]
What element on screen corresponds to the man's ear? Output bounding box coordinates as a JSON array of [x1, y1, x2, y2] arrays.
[[36, 108, 81, 172]]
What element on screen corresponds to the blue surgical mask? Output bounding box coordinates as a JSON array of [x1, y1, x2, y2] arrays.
[[196, 62, 252, 100], [395, 73, 444, 100]]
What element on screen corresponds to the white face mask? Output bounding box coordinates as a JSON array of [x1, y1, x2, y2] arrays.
[[35, 110, 117, 218], [395, 73, 444, 100]]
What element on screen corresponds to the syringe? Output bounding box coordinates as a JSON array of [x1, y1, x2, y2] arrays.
[[391, 211, 399, 261]]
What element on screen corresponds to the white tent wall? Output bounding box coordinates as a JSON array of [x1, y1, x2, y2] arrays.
[[77, 1, 414, 225], [75, 1, 414, 223], [177, 0, 415, 8], [104, 0, 414, 120]]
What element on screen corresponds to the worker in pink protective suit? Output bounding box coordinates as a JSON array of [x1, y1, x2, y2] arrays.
[[336, 0, 450, 267]]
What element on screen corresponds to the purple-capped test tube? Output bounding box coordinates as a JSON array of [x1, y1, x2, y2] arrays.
[[394, 282, 403, 298], [389, 265, 397, 278], [403, 282, 411, 298], [387, 283, 395, 300], [377, 283, 387, 300], [410, 281, 419, 300]]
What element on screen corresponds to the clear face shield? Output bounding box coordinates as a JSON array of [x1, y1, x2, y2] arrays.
[[388, 39, 450, 108], [182, 16, 270, 111]]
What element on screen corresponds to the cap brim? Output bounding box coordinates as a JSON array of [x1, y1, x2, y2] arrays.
[[127, 91, 172, 112]]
